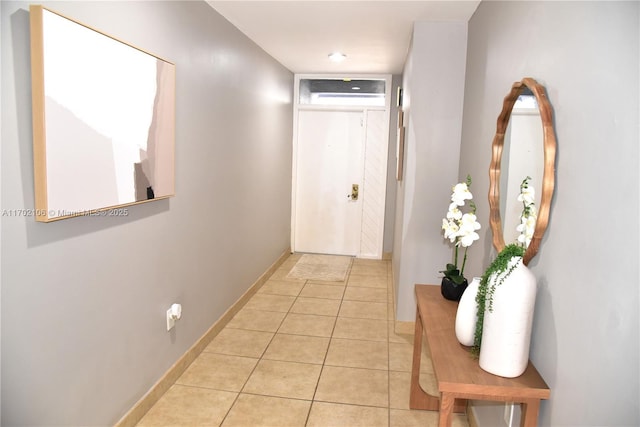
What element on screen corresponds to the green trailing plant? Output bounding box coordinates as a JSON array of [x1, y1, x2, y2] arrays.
[[471, 243, 525, 356]]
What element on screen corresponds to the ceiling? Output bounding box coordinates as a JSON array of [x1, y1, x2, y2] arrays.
[[207, 1, 481, 75]]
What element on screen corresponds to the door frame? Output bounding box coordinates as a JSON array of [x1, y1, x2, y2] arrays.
[[291, 73, 392, 258]]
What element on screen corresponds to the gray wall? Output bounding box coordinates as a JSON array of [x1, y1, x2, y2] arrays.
[[460, 1, 639, 426], [393, 22, 469, 321], [383, 74, 402, 254], [1, 1, 293, 425]]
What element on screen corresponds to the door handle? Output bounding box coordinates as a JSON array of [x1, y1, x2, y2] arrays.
[[349, 184, 359, 201]]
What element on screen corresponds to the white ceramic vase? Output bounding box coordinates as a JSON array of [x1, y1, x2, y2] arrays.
[[455, 277, 481, 346], [479, 257, 537, 378]]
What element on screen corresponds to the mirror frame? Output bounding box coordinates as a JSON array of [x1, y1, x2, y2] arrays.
[[488, 77, 557, 265]]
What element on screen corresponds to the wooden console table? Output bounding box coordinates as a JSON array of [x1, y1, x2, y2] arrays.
[[410, 285, 550, 427]]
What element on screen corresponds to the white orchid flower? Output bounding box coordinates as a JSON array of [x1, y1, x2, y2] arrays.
[[451, 183, 472, 206], [447, 203, 462, 220], [524, 215, 536, 235], [517, 233, 527, 245], [458, 213, 481, 234], [517, 177, 536, 206], [459, 213, 481, 232], [440, 175, 478, 279], [526, 213, 537, 227], [517, 221, 534, 246], [515, 177, 538, 248], [457, 213, 481, 247], [442, 219, 459, 242], [517, 185, 536, 205], [458, 229, 480, 247], [516, 206, 537, 247]]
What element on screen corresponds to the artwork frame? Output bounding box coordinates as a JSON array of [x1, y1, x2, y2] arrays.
[[30, 5, 176, 222], [396, 126, 405, 181]]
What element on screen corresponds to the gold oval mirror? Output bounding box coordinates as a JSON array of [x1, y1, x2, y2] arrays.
[[488, 77, 557, 265]]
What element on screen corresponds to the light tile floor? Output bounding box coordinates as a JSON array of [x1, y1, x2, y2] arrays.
[[137, 254, 470, 427]]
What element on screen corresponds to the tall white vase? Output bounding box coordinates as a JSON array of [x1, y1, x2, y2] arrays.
[[455, 277, 481, 346], [479, 257, 537, 378]]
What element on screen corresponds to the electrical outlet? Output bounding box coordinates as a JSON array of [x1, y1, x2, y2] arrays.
[[503, 403, 515, 426], [166, 303, 182, 331], [166, 308, 176, 331]]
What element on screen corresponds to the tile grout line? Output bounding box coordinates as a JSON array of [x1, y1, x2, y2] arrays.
[[144, 257, 406, 427], [137, 256, 414, 427], [304, 260, 350, 426], [217, 278, 301, 426]]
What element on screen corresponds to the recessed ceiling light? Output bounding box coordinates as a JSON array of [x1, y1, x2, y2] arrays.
[[352, 86, 361, 90], [328, 52, 346, 62]]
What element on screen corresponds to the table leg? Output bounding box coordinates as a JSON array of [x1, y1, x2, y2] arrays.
[[409, 310, 467, 412], [438, 393, 455, 427], [409, 311, 440, 410], [520, 399, 541, 427]]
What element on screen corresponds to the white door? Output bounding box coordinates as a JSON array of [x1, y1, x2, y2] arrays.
[[294, 110, 364, 255]]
